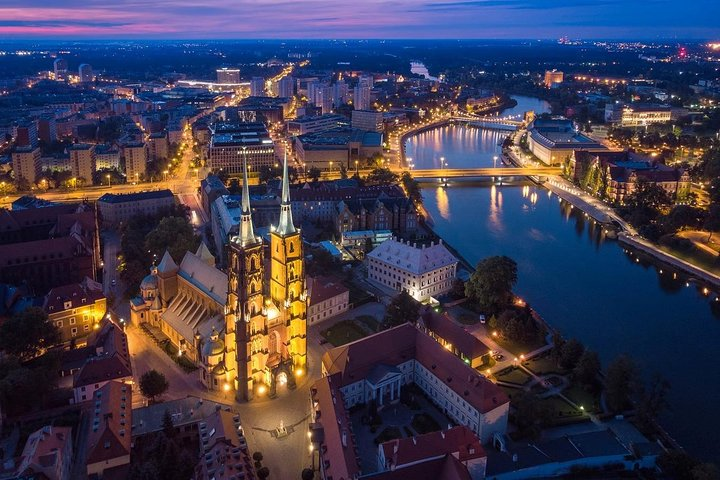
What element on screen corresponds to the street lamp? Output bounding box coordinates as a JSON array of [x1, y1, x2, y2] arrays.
[[106, 174, 111, 187], [355, 160, 359, 176], [163, 170, 169, 182]]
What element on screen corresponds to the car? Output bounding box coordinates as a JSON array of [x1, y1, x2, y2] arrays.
[[111, 279, 116, 286], [479, 314, 486, 324]]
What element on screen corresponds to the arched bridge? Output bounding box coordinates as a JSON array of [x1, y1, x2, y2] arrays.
[[410, 167, 561, 179]]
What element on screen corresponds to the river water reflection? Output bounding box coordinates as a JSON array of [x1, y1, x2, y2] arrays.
[[407, 96, 720, 461]]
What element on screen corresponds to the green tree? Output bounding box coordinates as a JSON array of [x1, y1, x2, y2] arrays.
[[511, 391, 553, 440], [384, 291, 421, 328], [572, 350, 601, 389], [704, 205, 720, 242], [635, 374, 671, 431], [366, 167, 398, 186], [465, 256, 518, 313], [139, 369, 169, 403], [257, 466, 270, 479], [662, 205, 705, 233], [604, 355, 638, 413], [339, 163, 348, 179], [301, 468, 315, 480], [559, 338, 585, 371], [401, 171, 423, 205], [144, 216, 200, 264], [0, 307, 60, 360], [308, 167, 321, 182]]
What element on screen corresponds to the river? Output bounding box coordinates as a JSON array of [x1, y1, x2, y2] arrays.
[[406, 95, 720, 462]]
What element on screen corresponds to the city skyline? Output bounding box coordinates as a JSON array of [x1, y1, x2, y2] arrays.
[[2, 0, 719, 40]]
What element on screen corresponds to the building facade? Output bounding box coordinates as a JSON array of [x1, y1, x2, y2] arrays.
[[97, 189, 175, 226], [307, 275, 349, 325], [366, 238, 457, 302], [44, 277, 106, 346], [69, 143, 96, 184], [207, 123, 275, 174], [123, 142, 148, 181], [12, 146, 42, 184], [351, 110, 383, 132]]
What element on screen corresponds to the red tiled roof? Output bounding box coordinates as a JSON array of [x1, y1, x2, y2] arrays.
[[381, 426, 485, 469], [419, 308, 490, 360], [74, 322, 131, 388], [311, 376, 361, 480], [307, 275, 349, 306], [322, 324, 509, 414], [44, 277, 104, 313], [367, 454, 472, 480], [86, 381, 131, 466]]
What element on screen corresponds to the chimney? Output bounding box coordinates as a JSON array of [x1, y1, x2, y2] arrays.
[[512, 453, 518, 463], [393, 442, 399, 454], [412, 437, 417, 445]]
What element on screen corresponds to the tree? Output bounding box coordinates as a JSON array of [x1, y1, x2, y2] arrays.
[[635, 374, 671, 431], [301, 468, 315, 480], [572, 350, 601, 390], [366, 167, 398, 186], [559, 338, 585, 371], [604, 355, 638, 413], [662, 205, 705, 233], [339, 163, 348, 179], [144, 216, 200, 264], [0, 307, 60, 360], [704, 205, 720, 242], [657, 450, 699, 480], [511, 391, 553, 440], [384, 291, 421, 328], [260, 166, 282, 184], [139, 369, 169, 403], [401, 171, 423, 205], [465, 256, 518, 313], [624, 179, 673, 211], [161, 410, 176, 438], [308, 167, 321, 182], [257, 466, 270, 479]]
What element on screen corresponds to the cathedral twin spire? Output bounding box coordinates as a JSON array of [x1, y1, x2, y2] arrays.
[[236, 149, 295, 247]]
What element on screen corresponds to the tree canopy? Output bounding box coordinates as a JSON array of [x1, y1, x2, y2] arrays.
[[605, 354, 638, 413], [465, 256, 518, 313], [384, 291, 421, 328], [139, 369, 170, 403], [0, 307, 60, 360]]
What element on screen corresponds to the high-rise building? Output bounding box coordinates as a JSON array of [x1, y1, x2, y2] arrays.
[[14, 120, 38, 148], [53, 58, 68, 80], [38, 115, 57, 144], [250, 77, 265, 97], [207, 123, 275, 174], [226, 154, 307, 400], [333, 81, 348, 107], [307, 80, 320, 105], [544, 70, 564, 88], [318, 85, 334, 114], [277, 76, 295, 98], [78, 64, 93, 83], [217, 68, 240, 84], [123, 142, 147, 182], [353, 75, 373, 110], [351, 109, 383, 132], [11, 146, 42, 185], [69, 143, 97, 184]]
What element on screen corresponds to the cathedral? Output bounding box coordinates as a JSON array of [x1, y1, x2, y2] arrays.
[[131, 154, 307, 401]]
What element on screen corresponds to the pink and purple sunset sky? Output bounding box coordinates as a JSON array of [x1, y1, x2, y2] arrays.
[[1, 0, 718, 39]]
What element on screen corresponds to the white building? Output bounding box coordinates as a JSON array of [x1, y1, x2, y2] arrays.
[[307, 276, 349, 325], [366, 237, 458, 302]]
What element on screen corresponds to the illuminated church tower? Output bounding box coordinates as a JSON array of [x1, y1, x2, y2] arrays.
[[225, 152, 307, 401]]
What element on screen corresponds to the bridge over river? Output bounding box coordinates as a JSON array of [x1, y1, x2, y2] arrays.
[[410, 166, 561, 179]]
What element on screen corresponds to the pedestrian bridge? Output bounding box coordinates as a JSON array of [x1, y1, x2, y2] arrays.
[[451, 115, 523, 131], [410, 167, 561, 179]]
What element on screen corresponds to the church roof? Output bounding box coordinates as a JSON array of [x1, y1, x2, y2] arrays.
[[178, 250, 227, 305], [157, 250, 179, 276], [195, 242, 215, 266]]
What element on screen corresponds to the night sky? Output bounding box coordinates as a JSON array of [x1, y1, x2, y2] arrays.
[[1, 0, 718, 39]]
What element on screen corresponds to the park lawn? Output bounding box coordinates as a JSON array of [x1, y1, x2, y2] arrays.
[[525, 355, 564, 376], [495, 335, 546, 357], [356, 314, 381, 333], [563, 385, 601, 413], [496, 367, 532, 386], [321, 320, 368, 346], [411, 413, 441, 435], [538, 395, 587, 427]]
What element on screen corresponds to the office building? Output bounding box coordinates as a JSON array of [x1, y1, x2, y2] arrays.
[[97, 189, 175, 226], [207, 122, 275, 174], [216, 67, 240, 84], [544, 69, 564, 88], [123, 141, 148, 181], [366, 237, 458, 302], [68, 143, 97, 184], [351, 109, 383, 132], [353, 75, 373, 110], [333, 80, 349, 107], [604, 103, 674, 127], [318, 84, 334, 114], [527, 117, 606, 165], [78, 63, 93, 83], [286, 113, 347, 136], [53, 58, 68, 80], [250, 76, 265, 96], [294, 128, 382, 170], [12, 146, 42, 184]]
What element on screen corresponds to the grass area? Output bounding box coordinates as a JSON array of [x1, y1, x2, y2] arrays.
[[321, 320, 368, 346], [525, 355, 564, 376], [356, 314, 381, 333], [495, 335, 546, 357], [563, 385, 602, 414], [374, 426, 403, 444], [457, 312, 480, 325], [160, 339, 198, 372], [655, 241, 720, 276], [411, 413, 441, 435], [496, 367, 532, 386], [348, 282, 374, 306]]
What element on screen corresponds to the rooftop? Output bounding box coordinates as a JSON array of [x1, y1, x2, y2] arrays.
[[367, 237, 458, 275], [97, 189, 173, 204]]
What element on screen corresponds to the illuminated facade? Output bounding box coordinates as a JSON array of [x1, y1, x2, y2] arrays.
[[225, 153, 307, 400]]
